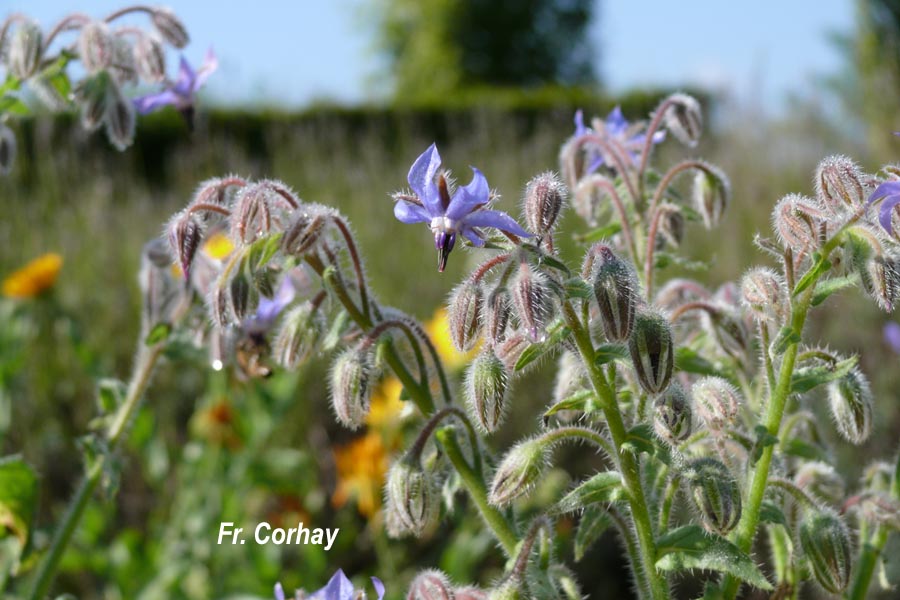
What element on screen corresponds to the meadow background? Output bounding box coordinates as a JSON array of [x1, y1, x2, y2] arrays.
[[2, 1, 900, 598]]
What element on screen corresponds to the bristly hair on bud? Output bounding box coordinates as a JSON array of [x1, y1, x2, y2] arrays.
[[655, 203, 685, 249], [815, 155, 866, 215], [231, 183, 274, 245], [772, 194, 827, 253], [447, 279, 483, 351], [104, 81, 136, 151], [489, 436, 551, 507], [151, 6, 189, 48], [273, 302, 323, 369], [692, 163, 730, 229], [406, 570, 455, 600], [8, 19, 42, 80], [684, 458, 742, 535], [329, 348, 374, 429], [861, 254, 900, 312], [587, 244, 639, 342], [740, 267, 788, 323], [454, 587, 489, 600], [0, 124, 16, 176], [573, 174, 616, 227], [465, 347, 509, 433], [828, 367, 874, 445], [282, 208, 328, 257], [692, 376, 742, 432], [134, 33, 167, 83], [662, 93, 702, 147], [522, 171, 567, 237], [794, 461, 845, 506], [653, 382, 692, 446], [628, 309, 674, 395], [511, 261, 554, 342], [166, 211, 202, 280], [78, 72, 112, 133], [385, 457, 439, 537], [482, 284, 512, 346], [77, 21, 114, 74], [799, 509, 852, 594]]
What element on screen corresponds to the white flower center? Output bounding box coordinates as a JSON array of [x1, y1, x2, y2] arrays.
[[430, 216, 458, 233]]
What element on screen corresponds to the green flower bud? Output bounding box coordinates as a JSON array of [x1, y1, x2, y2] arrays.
[[794, 461, 845, 506], [483, 285, 512, 345], [487, 581, 523, 600], [828, 368, 873, 445], [465, 348, 509, 433], [523, 171, 566, 236], [511, 262, 554, 342], [588, 244, 639, 342], [799, 510, 852, 594], [78, 72, 112, 132], [329, 349, 373, 429], [692, 164, 730, 229], [151, 7, 189, 48], [861, 255, 900, 312], [8, 20, 42, 80], [816, 155, 865, 214], [406, 570, 454, 600], [489, 437, 550, 507], [282, 209, 327, 256], [685, 458, 742, 535], [662, 93, 702, 147], [862, 461, 893, 494], [134, 34, 167, 83], [231, 184, 273, 245], [273, 303, 323, 369], [386, 458, 438, 537], [448, 279, 483, 352], [692, 376, 742, 432], [628, 309, 674, 395], [773, 194, 826, 252], [653, 382, 692, 445], [740, 267, 787, 323], [103, 82, 135, 151], [655, 203, 685, 248], [78, 21, 114, 73]]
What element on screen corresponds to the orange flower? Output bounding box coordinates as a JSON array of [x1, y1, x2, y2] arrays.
[[202, 231, 234, 260], [365, 377, 405, 430], [191, 398, 242, 449], [332, 432, 389, 518], [2, 253, 63, 298], [424, 307, 477, 371]]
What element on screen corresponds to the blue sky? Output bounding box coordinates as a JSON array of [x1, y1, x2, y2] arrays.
[[22, 1, 853, 109]]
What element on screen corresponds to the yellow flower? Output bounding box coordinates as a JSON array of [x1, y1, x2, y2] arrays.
[[3, 253, 63, 298], [365, 377, 405, 430], [424, 307, 477, 371], [332, 432, 389, 518], [202, 232, 235, 260]]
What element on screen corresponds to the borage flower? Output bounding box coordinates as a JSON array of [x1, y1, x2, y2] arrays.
[[393, 144, 530, 272], [574, 106, 665, 174], [275, 569, 385, 600], [867, 180, 900, 235], [133, 47, 217, 126]]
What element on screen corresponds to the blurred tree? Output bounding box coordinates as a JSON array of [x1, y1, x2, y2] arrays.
[[372, 0, 598, 104]]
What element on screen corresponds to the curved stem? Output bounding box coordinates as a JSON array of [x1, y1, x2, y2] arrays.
[[537, 425, 615, 457], [575, 134, 641, 206], [658, 474, 681, 533], [42, 13, 90, 53], [399, 317, 453, 407], [360, 319, 429, 393], [637, 97, 677, 185], [581, 175, 639, 264], [408, 406, 482, 476], [104, 5, 155, 22], [328, 216, 371, 322], [644, 206, 664, 298]]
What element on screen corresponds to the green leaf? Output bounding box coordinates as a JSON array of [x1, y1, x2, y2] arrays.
[[656, 525, 772, 590], [321, 309, 350, 351], [654, 252, 710, 272], [793, 252, 832, 297], [811, 274, 858, 306], [514, 324, 570, 371], [542, 390, 597, 423], [0, 456, 38, 546], [759, 501, 788, 527], [144, 322, 171, 346], [535, 253, 571, 275], [674, 347, 733, 380], [767, 522, 794, 585], [790, 356, 857, 394], [749, 424, 778, 466], [554, 471, 625, 513], [621, 424, 671, 465], [781, 437, 828, 462], [771, 326, 801, 356], [574, 222, 621, 244], [593, 343, 629, 367], [574, 505, 612, 561], [563, 277, 592, 300], [96, 378, 127, 414]]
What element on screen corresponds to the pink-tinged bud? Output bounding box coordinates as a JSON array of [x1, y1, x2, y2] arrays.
[[453, 587, 488, 600], [447, 280, 483, 352], [588, 245, 638, 342], [104, 82, 135, 150], [329, 349, 373, 429], [523, 171, 566, 236], [8, 20, 42, 79], [653, 382, 692, 445], [794, 461, 845, 506], [282, 210, 327, 256], [386, 458, 439, 537], [465, 348, 508, 433], [655, 203, 685, 248], [828, 368, 873, 445], [482, 285, 512, 345], [861, 255, 900, 312], [273, 303, 322, 369], [685, 458, 741, 535], [167, 212, 202, 280], [406, 570, 454, 600], [773, 194, 826, 252], [628, 309, 674, 395], [78, 73, 112, 132], [662, 93, 702, 147], [511, 262, 554, 342], [134, 34, 166, 83], [740, 267, 787, 322], [692, 376, 742, 432], [78, 21, 114, 73], [816, 155, 865, 214], [0, 124, 16, 176], [489, 437, 550, 506], [799, 510, 852, 594], [495, 332, 530, 371], [151, 7, 189, 48], [692, 164, 730, 229], [231, 184, 273, 245]]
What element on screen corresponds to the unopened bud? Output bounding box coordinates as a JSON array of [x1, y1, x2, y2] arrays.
[[588, 245, 638, 342], [741, 267, 787, 322], [209, 284, 233, 328], [511, 262, 554, 342], [104, 82, 135, 150], [655, 203, 685, 248], [489, 437, 550, 506], [151, 7, 189, 48], [228, 273, 251, 322], [273, 303, 322, 369], [799, 510, 852, 594], [487, 581, 523, 600], [231, 184, 273, 244], [465, 348, 508, 433], [773, 194, 826, 252], [78, 72, 112, 132], [134, 33, 166, 83], [8, 20, 42, 79], [109, 35, 137, 84], [828, 368, 873, 445], [447, 279, 483, 351], [482, 285, 512, 345], [685, 458, 742, 535], [628, 310, 674, 395], [863, 461, 893, 493], [167, 212, 202, 280], [282, 210, 327, 256], [861, 255, 900, 312], [662, 93, 702, 147], [653, 382, 692, 445], [0, 124, 16, 176], [78, 21, 114, 73], [693, 165, 729, 229], [794, 461, 845, 505], [523, 171, 566, 236], [495, 332, 530, 371], [454, 587, 488, 600], [816, 155, 865, 214], [406, 570, 454, 600], [692, 377, 742, 432], [553, 351, 586, 404], [386, 457, 439, 537], [329, 349, 373, 429]]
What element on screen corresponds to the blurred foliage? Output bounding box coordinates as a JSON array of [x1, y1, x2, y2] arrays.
[[370, 0, 596, 104]]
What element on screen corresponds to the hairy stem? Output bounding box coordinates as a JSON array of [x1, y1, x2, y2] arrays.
[[847, 526, 888, 600]]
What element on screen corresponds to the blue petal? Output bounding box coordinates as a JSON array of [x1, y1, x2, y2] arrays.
[[586, 153, 605, 174], [173, 55, 195, 96], [192, 47, 218, 92], [461, 209, 531, 238], [606, 106, 628, 136], [460, 226, 485, 246], [868, 181, 900, 205], [408, 144, 443, 214], [133, 90, 179, 114], [274, 582, 285, 600], [878, 194, 900, 234], [371, 577, 385, 600], [311, 569, 355, 600], [446, 167, 489, 220], [574, 109, 588, 136], [394, 200, 431, 224]]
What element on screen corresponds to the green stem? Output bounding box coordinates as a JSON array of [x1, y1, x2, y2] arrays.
[[435, 428, 518, 555], [658, 474, 681, 532], [847, 527, 888, 600]]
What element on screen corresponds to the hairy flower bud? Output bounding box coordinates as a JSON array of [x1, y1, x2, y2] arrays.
[[828, 368, 873, 445], [693, 165, 730, 229], [482, 285, 512, 345], [799, 510, 852, 594], [228, 272, 252, 322], [454, 587, 488, 600], [628, 310, 674, 395], [740, 267, 787, 322], [0, 124, 16, 176], [653, 382, 692, 445], [663, 93, 702, 147], [573, 174, 615, 226], [134, 33, 166, 83], [794, 461, 845, 506], [231, 184, 273, 244], [863, 461, 893, 493], [655, 203, 685, 248], [447, 279, 483, 351], [78, 21, 114, 73], [553, 351, 586, 404], [8, 20, 42, 79], [406, 570, 454, 600], [495, 332, 530, 371], [861, 255, 900, 312], [167, 212, 202, 280], [704, 305, 750, 360], [104, 82, 135, 150], [386, 458, 439, 537], [816, 155, 865, 214], [139, 238, 180, 328], [511, 262, 553, 342], [151, 7, 189, 48], [685, 458, 742, 535], [109, 35, 137, 84], [329, 349, 373, 429], [487, 581, 523, 600], [489, 437, 550, 506], [78, 72, 112, 132], [588, 245, 638, 342], [273, 303, 322, 369], [282, 210, 327, 256], [693, 376, 742, 432], [523, 171, 566, 236], [773, 194, 826, 252], [465, 348, 508, 433]]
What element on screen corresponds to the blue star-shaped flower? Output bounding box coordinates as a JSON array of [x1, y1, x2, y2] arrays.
[[574, 106, 666, 174], [275, 570, 385, 600], [868, 180, 900, 234], [133, 48, 217, 124]]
